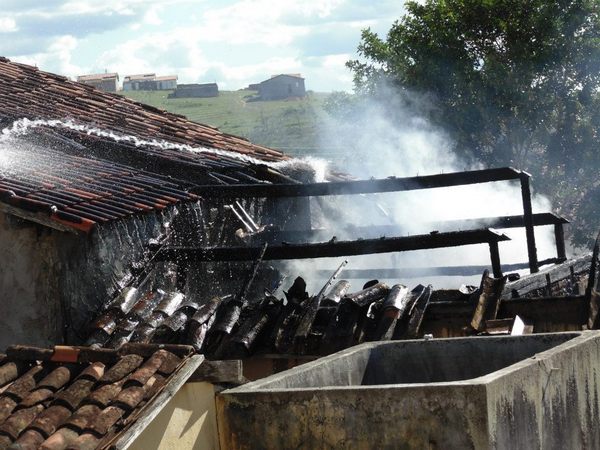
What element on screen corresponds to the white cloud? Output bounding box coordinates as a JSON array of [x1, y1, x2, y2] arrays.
[[0, 17, 18, 33], [2, 0, 407, 91], [10, 35, 82, 78]]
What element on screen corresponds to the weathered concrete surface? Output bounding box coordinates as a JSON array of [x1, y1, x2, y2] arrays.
[[217, 332, 600, 450], [0, 209, 174, 349], [0, 213, 62, 348]]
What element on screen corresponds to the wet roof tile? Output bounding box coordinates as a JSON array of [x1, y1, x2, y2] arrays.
[[0, 57, 297, 233], [0, 344, 197, 450], [0, 145, 198, 233], [0, 57, 286, 162]]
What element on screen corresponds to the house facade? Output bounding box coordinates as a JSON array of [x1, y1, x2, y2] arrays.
[[123, 73, 178, 91], [76, 72, 119, 92], [168, 83, 219, 98], [253, 74, 306, 100]]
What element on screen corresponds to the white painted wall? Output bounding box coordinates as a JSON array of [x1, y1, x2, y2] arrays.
[[130, 382, 220, 450]]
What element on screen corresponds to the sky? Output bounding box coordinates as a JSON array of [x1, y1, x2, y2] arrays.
[[0, 0, 407, 92]]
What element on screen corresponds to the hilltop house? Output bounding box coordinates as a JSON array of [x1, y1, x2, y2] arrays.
[[123, 73, 178, 91], [76, 72, 119, 92], [168, 83, 219, 98], [250, 74, 306, 100]]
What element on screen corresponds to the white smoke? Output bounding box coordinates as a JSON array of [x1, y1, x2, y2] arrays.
[[278, 92, 561, 291]]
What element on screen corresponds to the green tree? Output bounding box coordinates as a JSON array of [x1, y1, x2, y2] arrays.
[[347, 0, 600, 246]]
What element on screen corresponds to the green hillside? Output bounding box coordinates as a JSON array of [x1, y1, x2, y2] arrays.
[[120, 89, 330, 155]]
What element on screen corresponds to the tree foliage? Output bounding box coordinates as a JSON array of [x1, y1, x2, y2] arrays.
[[347, 0, 600, 246]]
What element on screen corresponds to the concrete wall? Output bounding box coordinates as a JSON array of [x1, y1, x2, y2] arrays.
[[217, 332, 600, 450], [0, 213, 63, 348], [131, 382, 220, 450], [0, 208, 176, 348], [484, 333, 600, 449]]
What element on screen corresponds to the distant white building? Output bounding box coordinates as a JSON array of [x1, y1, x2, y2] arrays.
[[123, 73, 178, 91], [76, 72, 119, 92]]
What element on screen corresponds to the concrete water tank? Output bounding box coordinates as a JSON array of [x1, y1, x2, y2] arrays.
[[217, 332, 600, 449]]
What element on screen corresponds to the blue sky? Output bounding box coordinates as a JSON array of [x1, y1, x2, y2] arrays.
[[0, 1, 407, 92]]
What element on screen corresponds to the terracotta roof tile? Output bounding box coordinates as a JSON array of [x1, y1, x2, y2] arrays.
[[0, 57, 303, 233], [0, 145, 198, 233], [0, 57, 285, 162], [0, 344, 196, 450]]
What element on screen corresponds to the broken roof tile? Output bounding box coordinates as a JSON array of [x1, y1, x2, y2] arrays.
[[99, 354, 144, 385]]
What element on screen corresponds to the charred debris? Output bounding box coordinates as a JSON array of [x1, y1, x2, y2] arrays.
[[85, 252, 592, 361], [82, 165, 595, 361], [28, 142, 589, 360]]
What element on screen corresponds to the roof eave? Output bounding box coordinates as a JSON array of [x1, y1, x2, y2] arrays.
[[109, 353, 205, 450]]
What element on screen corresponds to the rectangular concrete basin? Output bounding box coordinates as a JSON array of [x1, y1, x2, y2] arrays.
[[217, 332, 600, 449]]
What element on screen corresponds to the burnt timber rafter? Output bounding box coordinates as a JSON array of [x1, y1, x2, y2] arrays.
[[156, 229, 510, 276], [191, 167, 526, 198], [191, 167, 543, 274], [255, 213, 567, 242], [314, 257, 563, 279]]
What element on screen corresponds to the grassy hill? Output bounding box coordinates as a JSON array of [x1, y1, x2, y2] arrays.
[[120, 89, 330, 156]]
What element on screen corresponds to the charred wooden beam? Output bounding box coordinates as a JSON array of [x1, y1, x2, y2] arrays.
[[314, 258, 563, 279], [157, 229, 511, 262], [471, 271, 508, 332], [190, 167, 525, 198], [519, 172, 538, 273], [554, 223, 567, 261], [502, 254, 591, 299], [258, 213, 569, 244]]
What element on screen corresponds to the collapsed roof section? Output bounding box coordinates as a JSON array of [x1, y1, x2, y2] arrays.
[[84, 254, 592, 360]]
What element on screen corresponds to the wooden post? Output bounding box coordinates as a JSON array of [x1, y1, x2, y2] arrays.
[[471, 271, 507, 332], [520, 173, 539, 273], [554, 223, 567, 261], [489, 240, 502, 278]]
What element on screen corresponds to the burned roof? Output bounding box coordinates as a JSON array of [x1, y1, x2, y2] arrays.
[[0, 343, 201, 450], [84, 254, 592, 360]]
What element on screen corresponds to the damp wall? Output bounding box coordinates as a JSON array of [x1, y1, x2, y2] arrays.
[[0, 213, 62, 348], [0, 205, 178, 348], [55, 208, 177, 339]]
